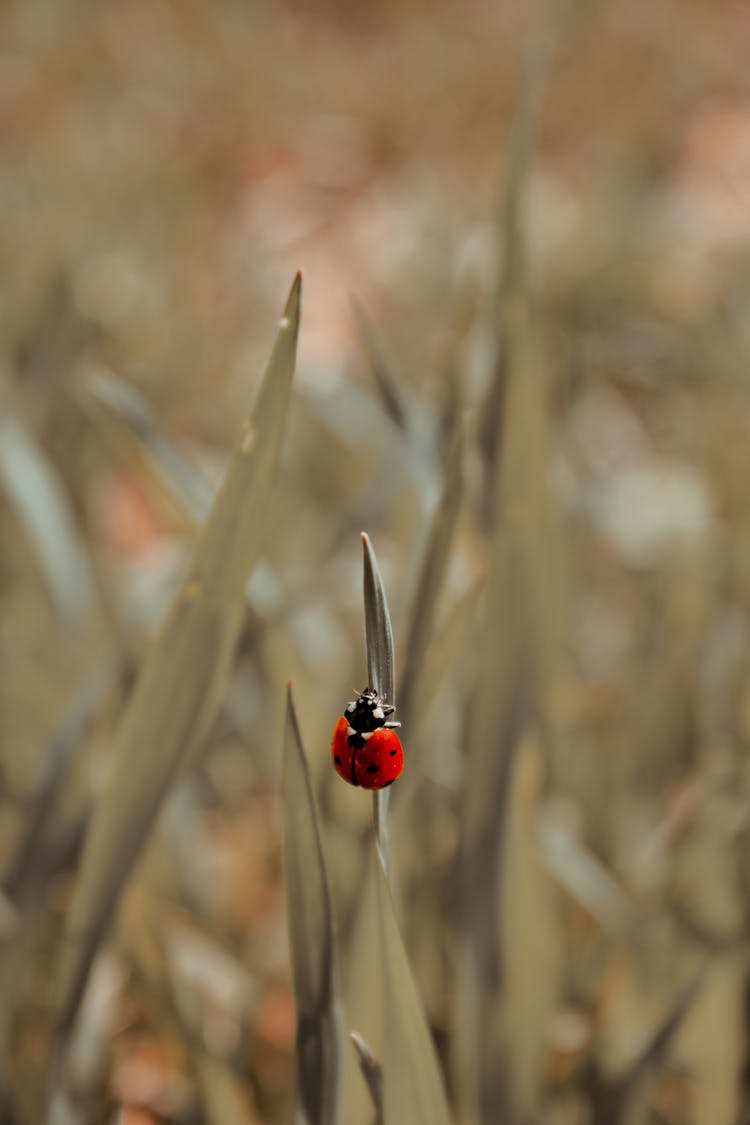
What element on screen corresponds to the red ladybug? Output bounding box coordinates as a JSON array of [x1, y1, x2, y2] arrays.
[[331, 687, 404, 789]]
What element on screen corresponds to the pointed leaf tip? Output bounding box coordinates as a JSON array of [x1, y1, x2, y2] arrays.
[[361, 533, 395, 704], [281, 272, 302, 332]]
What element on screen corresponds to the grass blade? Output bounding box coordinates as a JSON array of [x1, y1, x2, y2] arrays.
[[283, 686, 342, 1125], [53, 274, 302, 1052], [479, 49, 545, 522], [592, 963, 709, 1125], [499, 734, 561, 1121], [0, 414, 96, 624], [81, 364, 213, 523], [397, 416, 466, 731], [2, 659, 116, 904], [538, 818, 636, 933], [350, 1032, 383, 1125], [361, 532, 395, 705], [351, 299, 409, 432], [361, 532, 396, 867], [353, 846, 452, 1120]]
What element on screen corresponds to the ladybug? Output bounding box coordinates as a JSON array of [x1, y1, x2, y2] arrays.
[[331, 687, 404, 789]]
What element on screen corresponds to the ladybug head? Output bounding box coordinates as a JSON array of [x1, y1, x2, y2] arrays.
[[344, 687, 399, 734]]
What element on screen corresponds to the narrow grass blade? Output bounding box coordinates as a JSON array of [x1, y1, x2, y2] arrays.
[[592, 963, 709, 1125], [283, 686, 342, 1125], [361, 532, 395, 704], [16, 269, 98, 383], [499, 735, 561, 1121], [373, 847, 451, 1125], [53, 274, 301, 1051], [2, 659, 116, 904], [350, 1032, 383, 1125], [361, 533, 396, 866], [538, 818, 636, 933], [480, 50, 546, 521], [82, 365, 213, 523], [455, 532, 535, 1122], [493, 48, 546, 310], [406, 578, 483, 735], [397, 416, 466, 730], [351, 299, 408, 431], [0, 413, 96, 624]]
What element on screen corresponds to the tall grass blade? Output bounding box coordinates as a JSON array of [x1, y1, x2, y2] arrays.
[[351, 299, 408, 432], [458, 232, 561, 1120], [499, 734, 561, 1121], [2, 659, 116, 904], [0, 414, 96, 624], [53, 274, 302, 1052], [361, 532, 395, 705], [494, 48, 545, 310], [374, 847, 451, 1125], [350, 1032, 383, 1125], [407, 578, 483, 733], [16, 270, 98, 383], [538, 818, 636, 933], [480, 49, 545, 520], [361, 532, 396, 866], [397, 416, 466, 731], [82, 365, 213, 523], [283, 686, 342, 1125], [592, 963, 708, 1125]]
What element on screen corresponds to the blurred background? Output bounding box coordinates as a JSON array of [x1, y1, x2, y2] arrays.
[[2, 0, 750, 1122]]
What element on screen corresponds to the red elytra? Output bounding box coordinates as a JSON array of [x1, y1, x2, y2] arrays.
[[331, 715, 405, 789]]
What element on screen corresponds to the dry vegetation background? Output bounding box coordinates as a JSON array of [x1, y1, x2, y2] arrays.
[[2, 1, 750, 1123]]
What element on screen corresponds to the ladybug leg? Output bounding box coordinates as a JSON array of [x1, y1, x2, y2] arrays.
[[384, 720, 401, 729]]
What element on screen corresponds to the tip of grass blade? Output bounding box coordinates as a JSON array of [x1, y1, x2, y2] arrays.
[[350, 299, 408, 431], [361, 532, 395, 705], [361, 532, 396, 872], [350, 1031, 384, 1124], [280, 271, 302, 337]]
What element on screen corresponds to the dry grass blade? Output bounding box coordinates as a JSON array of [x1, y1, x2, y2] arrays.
[[494, 48, 546, 308], [3, 659, 116, 904], [500, 735, 561, 1121], [397, 416, 466, 730], [373, 848, 452, 1125], [594, 962, 710, 1125], [0, 413, 96, 623], [538, 818, 636, 933], [407, 578, 483, 732], [53, 273, 302, 1052], [283, 686, 342, 1125], [350, 1032, 383, 1125], [82, 365, 213, 523], [351, 299, 409, 431], [455, 533, 535, 1121], [361, 532, 395, 704], [361, 532, 396, 866], [480, 50, 546, 519]]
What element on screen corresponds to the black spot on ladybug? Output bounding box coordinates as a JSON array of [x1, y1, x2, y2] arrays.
[[366, 763, 380, 774], [334, 755, 342, 766], [389, 749, 397, 756]]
